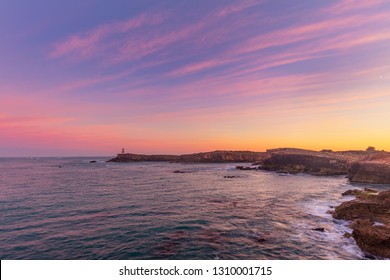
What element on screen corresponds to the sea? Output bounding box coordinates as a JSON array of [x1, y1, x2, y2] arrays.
[[1, 157, 389, 260]]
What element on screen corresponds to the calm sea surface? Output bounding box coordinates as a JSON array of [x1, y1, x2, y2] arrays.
[[1, 157, 388, 259]]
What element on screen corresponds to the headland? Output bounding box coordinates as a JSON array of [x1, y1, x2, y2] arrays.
[[108, 147, 390, 184]]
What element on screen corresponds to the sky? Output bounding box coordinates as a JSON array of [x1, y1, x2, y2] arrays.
[[1, 0, 390, 156]]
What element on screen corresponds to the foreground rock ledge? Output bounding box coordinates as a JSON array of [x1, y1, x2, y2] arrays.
[[332, 189, 390, 258]]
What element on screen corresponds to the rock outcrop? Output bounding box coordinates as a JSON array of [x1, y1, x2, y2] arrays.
[[348, 162, 390, 184], [257, 148, 390, 183], [332, 189, 390, 258], [260, 149, 348, 175]]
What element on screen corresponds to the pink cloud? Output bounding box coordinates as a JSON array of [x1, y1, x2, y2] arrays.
[[109, 2, 264, 64], [49, 1, 267, 64], [216, 0, 263, 18], [326, 30, 390, 51], [166, 8, 390, 79], [323, 0, 387, 14], [51, 68, 137, 93], [168, 59, 234, 77], [232, 12, 390, 56], [49, 12, 168, 59], [110, 20, 209, 63], [352, 66, 390, 78], [0, 114, 74, 127]]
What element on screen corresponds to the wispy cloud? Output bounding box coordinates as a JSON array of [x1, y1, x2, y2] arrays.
[[215, 0, 264, 17], [323, 0, 388, 14], [49, 1, 266, 64], [166, 6, 390, 81], [49, 12, 168, 59]]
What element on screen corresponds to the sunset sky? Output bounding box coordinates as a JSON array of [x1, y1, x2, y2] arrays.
[[1, 0, 390, 156]]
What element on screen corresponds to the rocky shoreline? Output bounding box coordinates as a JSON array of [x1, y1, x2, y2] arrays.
[[332, 188, 390, 258], [108, 147, 390, 184]]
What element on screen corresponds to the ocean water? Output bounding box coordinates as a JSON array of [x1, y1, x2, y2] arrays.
[[0, 157, 387, 260]]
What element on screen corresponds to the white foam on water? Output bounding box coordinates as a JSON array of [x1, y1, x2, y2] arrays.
[[301, 198, 364, 259]]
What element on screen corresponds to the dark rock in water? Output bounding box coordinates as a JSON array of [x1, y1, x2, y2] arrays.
[[89, 160, 97, 163], [312, 227, 325, 232], [173, 170, 187, 173], [247, 233, 266, 243], [224, 175, 240, 178], [342, 188, 379, 197], [208, 199, 224, 204], [363, 253, 377, 260], [343, 232, 352, 238], [348, 162, 390, 184], [364, 188, 379, 193], [236, 166, 258, 171], [342, 189, 361, 196], [333, 189, 390, 258], [254, 237, 266, 243]]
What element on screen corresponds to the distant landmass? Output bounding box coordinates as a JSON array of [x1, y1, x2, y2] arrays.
[[108, 150, 266, 163]]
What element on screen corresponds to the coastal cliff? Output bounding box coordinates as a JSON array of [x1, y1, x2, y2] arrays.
[[108, 150, 266, 163], [259, 148, 390, 183], [349, 161, 390, 184], [260, 149, 348, 175]]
